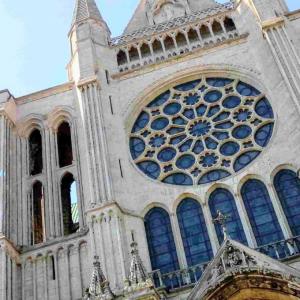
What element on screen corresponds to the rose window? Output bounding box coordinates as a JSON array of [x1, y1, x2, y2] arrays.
[[129, 77, 274, 186]]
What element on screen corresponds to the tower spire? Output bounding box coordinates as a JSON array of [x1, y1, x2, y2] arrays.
[[71, 0, 107, 28]]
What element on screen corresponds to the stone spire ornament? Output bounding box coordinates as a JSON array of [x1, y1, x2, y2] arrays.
[[124, 233, 160, 300], [84, 256, 114, 300]]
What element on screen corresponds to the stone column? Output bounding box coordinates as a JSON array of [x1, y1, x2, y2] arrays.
[[77, 80, 114, 206]]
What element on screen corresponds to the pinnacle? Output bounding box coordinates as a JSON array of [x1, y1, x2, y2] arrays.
[[72, 0, 105, 25]]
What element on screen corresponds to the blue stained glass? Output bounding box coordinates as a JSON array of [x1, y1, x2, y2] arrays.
[[179, 139, 193, 152], [183, 109, 195, 119], [132, 111, 150, 133], [255, 123, 274, 147], [212, 131, 229, 140], [213, 112, 230, 122], [176, 155, 195, 169], [232, 125, 252, 139], [255, 98, 274, 119], [198, 170, 231, 184], [222, 96, 241, 108], [237, 82, 260, 96], [144, 208, 179, 283], [274, 170, 300, 236], [137, 161, 160, 179], [209, 188, 247, 244], [151, 117, 169, 130], [172, 116, 187, 125], [241, 179, 284, 246], [147, 91, 171, 107], [177, 199, 213, 266], [167, 127, 185, 135], [164, 102, 182, 115], [170, 134, 186, 145], [130, 76, 274, 186], [207, 105, 220, 117], [163, 173, 193, 185], [158, 148, 177, 162], [206, 78, 233, 87], [233, 150, 260, 172], [174, 80, 201, 91], [192, 140, 204, 154], [130, 138, 145, 159], [204, 91, 223, 103], [196, 104, 207, 116], [205, 137, 218, 149], [220, 142, 240, 156]]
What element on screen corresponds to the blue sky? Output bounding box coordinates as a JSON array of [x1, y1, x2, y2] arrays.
[[0, 0, 299, 97]]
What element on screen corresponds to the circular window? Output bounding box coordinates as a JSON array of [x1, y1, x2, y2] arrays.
[[129, 77, 274, 186]]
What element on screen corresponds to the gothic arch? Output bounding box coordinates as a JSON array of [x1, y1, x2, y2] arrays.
[[172, 192, 203, 214], [17, 114, 44, 138], [47, 106, 74, 131], [141, 202, 171, 218]]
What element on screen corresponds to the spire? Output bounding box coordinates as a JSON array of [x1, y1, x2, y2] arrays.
[[72, 0, 106, 26], [84, 256, 114, 300]]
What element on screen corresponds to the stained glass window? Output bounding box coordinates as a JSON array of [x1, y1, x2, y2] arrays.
[[241, 179, 284, 246], [177, 198, 213, 267], [144, 208, 179, 274], [209, 188, 247, 245], [129, 77, 274, 185], [274, 170, 300, 236]]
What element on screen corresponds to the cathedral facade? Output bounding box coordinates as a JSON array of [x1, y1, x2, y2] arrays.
[[0, 0, 300, 299]]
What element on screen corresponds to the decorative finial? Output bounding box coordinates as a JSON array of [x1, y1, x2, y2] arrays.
[[213, 210, 230, 240], [84, 256, 114, 300]]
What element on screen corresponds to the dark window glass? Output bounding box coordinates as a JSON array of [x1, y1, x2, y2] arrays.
[[241, 179, 284, 246], [209, 188, 247, 244], [274, 170, 300, 236]]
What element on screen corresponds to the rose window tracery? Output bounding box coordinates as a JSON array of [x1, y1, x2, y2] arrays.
[[129, 76, 274, 186]]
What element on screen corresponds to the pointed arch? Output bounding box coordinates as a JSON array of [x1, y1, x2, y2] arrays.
[[209, 188, 247, 245], [177, 198, 213, 267], [144, 207, 179, 274], [241, 179, 284, 246], [57, 121, 73, 168], [29, 129, 43, 176], [60, 172, 79, 235], [274, 169, 300, 236]]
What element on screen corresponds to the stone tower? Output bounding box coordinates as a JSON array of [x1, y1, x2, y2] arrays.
[[0, 0, 299, 299]]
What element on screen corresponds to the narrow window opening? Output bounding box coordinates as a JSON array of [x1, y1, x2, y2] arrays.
[[61, 173, 79, 236], [109, 96, 114, 115], [32, 181, 44, 245], [105, 70, 110, 84], [51, 256, 56, 280], [29, 129, 43, 176], [119, 159, 123, 178], [57, 122, 73, 168]]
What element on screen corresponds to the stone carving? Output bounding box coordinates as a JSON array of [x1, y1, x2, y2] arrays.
[[84, 256, 114, 300]]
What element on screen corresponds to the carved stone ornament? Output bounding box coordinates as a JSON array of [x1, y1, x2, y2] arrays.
[[83, 256, 114, 300], [188, 239, 300, 300]]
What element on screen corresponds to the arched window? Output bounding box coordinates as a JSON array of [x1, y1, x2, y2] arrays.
[[274, 170, 300, 236], [241, 179, 284, 246], [177, 198, 213, 267], [32, 181, 44, 245], [209, 188, 247, 245], [61, 173, 79, 236], [144, 208, 179, 275], [117, 49, 127, 66], [224, 17, 236, 32], [57, 122, 73, 168], [29, 129, 43, 176]]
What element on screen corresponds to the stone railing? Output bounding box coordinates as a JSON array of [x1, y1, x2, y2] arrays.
[[256, 235, 300, 260], [149, 262, 207, 291], [149, 236, 300, 293]]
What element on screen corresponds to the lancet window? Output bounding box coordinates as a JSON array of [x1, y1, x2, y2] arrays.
[[29, 129, 43, 176], [177, 198, 213, 267], [241, 179, 284, 246], [61, 173, 79, 236], [57, 121, 73, 168], [274, 170, 300, 236], [209, 188, 247, 245]]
